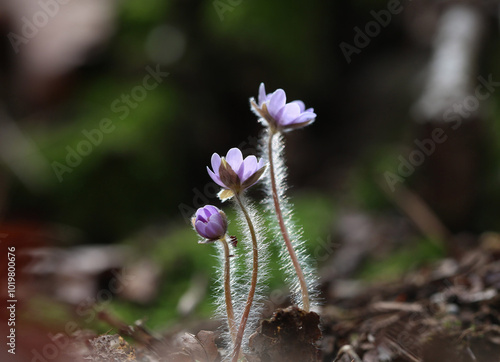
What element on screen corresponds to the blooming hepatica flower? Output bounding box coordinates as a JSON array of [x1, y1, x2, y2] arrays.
[[192, 205, 228, 242], [251, 83, 316, 132], [207, 148, 266, 200]]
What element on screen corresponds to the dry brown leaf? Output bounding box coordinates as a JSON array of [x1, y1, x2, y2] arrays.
[[178, 330, 219, 362]]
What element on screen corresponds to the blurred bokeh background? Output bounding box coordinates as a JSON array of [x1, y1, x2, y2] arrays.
[[1, 0, 500, 359]]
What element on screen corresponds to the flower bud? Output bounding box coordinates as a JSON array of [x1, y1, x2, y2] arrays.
[[192, 205, 228, 241]]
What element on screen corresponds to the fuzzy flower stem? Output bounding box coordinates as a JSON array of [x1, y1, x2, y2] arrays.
[[220, 236, 236, 344], [231, 194, 259, 362], [267, 131, 310, 312]]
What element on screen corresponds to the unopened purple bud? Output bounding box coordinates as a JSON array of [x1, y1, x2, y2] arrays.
[[192, 205, 228, 241]]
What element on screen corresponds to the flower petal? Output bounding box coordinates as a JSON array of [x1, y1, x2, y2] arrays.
[[211, 153, 221, 176], [208, 211, 222, 225], [195, 220, 207, 239], [241, 163, 267, 189], [240, 155, 258, 183], [225, 148, 243, 171], [207, 167, 227, 188], [258, 83, 267, 106], [291, 100, 305, 112], [236, 161, 245, 181], [204, 205, 219, 217], [290, 111, 316, 125], [274, 106, 286, 123], [268, 89, 286, 118], [280, 102, 302, 125], [199, 208, 210, 220], [195, 209, 208, 223], [257, 158, 266, 169], [206, 220, 224, 239]]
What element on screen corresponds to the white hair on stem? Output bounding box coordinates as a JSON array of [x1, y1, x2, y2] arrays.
[[210, 237, 237, 354], [259, 129, 320, 310], [227, 194, 270, 360], [211, 243, 231, 349]]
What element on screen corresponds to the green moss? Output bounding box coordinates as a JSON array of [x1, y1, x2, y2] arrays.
[[357, 236, 445, 282]]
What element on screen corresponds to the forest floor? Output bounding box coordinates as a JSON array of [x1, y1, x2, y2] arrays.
[[64, 231, 500, 362]]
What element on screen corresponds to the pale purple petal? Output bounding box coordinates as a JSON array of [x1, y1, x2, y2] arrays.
[[211, 153, 221, 175], [206, 220, 224, 238], [258, 83, 267, 106], [196, 205, 215, 221], [195, 209, 208, 223], [268, 89, 286, 118], [257, 158, 266, 169], [225, 148, 243, 171], [240, 155, 258, 183], [304, 107, 314, 113], [209, 212, 224, 226], [291, 100, 305, 112], [236, 162, 245, 181], [280, 102, 302, 125], [195, 221, 207, 238], [289, 112, 316, 125], [201, 207, 213, 221], [204, 205, 219, 216], [274, 106, 286, 122], [207, 167, 227, 188]]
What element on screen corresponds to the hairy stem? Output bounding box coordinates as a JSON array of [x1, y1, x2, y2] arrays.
[[231, 194, 258, 362], [220, 236, 236, 344], [267, 131, 310, 312]]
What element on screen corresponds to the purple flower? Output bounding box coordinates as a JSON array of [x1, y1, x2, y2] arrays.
[[251, 83, 316, 132], [192, 205, 228, 241], [207, 148, 266, 197]]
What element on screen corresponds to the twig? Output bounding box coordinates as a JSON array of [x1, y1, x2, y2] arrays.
[[333, 345, 362, 362], [378, 178, 452, 243]]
